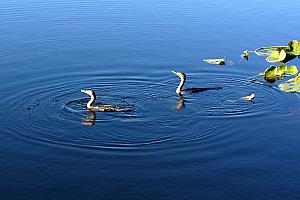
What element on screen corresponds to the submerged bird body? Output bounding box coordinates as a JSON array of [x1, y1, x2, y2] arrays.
[[172, 71, 221, 95], [81, 89, 132, 112], [181, 87, 217, 94]]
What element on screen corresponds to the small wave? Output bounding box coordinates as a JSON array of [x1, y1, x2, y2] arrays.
[[1, 70, 288, 152]]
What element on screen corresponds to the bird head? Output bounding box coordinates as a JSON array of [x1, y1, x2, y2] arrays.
[[172, 71, 186, 80], [81, 89, 96, 97]]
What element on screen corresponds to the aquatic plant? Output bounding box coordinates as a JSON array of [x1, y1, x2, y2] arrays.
[[241, 93, 255, 101], [265, 49, 286, 63], [259, 63, 298, 83], [247, 40, 300, 92], [203, 58, 226, 65], [287, 40, 300, 56], [242, 50, 249, 61], [254, 40, 300, 63], [278, 74, 300, 93]]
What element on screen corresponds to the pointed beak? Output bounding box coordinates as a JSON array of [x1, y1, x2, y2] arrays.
[[172, 71, 177, 75], [81, 89, 87, 93]]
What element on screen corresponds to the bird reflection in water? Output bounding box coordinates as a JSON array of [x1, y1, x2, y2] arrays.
[[172, 71, 222, 110], [82, 110, 96, 126], [175, 94, 186, 110]]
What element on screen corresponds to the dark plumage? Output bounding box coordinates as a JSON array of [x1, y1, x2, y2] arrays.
[[172, 71, 221, 95], [81, 89, 132, 112]]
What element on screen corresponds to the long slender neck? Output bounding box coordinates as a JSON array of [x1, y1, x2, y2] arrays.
[[176, 76, 185, 95], [87, 94, 96, 109]]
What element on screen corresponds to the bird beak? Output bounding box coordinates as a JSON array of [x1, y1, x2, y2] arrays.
[[81, 89, 87, 93], [172, 71, 177, 75]]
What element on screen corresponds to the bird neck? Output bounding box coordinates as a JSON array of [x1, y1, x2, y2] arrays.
[[176, 77, 185, 95], [87, 94, 96, 109]]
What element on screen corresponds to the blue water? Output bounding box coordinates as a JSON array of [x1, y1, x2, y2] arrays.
[[1, 0, 300, 199]]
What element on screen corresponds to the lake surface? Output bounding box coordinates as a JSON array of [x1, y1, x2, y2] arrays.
[[1, 0, 300, 199]]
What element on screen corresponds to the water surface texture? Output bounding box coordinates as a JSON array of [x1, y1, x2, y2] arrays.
[[1, 0, 300, 199]]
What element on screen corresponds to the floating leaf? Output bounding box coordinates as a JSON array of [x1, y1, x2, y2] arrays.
[[288, 40, 300, 55], [294, 74, 300, 83], [243, 50, 249, 61], [261, 63, 298, 83], [241, 93, 255, 101], [279, 83, 300, 93], [263, 65, 277, 82], [274, 62, 287, 76], [275, 63, 298, 76], [203, 58, 225, 65], [255, 46, 288, 56], [266, 49, 286, 63], [255, 45, 296, 63], [286, 65, 298, 75], [286, 74, 300, 83]]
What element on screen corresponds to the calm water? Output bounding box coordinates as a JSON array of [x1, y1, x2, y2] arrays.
[[1, 0, 300, 199]]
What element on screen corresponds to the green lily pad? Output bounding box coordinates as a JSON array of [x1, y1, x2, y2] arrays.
[[286, 74, 300, 83], [261, 63, 298, 83], [275, 62, 287, 76], [294, 74, 300, 83], [255, 45, 297, 63], [279, 82, 300, 93], [203, 58, 225, 65], [255, 46, 288, 56], [275, 63, 298, 76], [264, 65, 277, 82], [286, 65, 298, 75], [266, 49, 286, 63], [241, 93, 255, 101], [243, 50, 249, 61], [288, 40, 300, 56]]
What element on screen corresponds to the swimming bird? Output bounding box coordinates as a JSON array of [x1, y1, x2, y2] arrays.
[[81, 89, 132, 112], [172, 71, 221, 95]]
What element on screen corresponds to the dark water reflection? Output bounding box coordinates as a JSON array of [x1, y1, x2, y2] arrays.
[[1, 0, 300, 199]]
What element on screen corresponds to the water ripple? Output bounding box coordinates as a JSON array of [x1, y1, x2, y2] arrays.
[[2, 70, 285, 151]]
